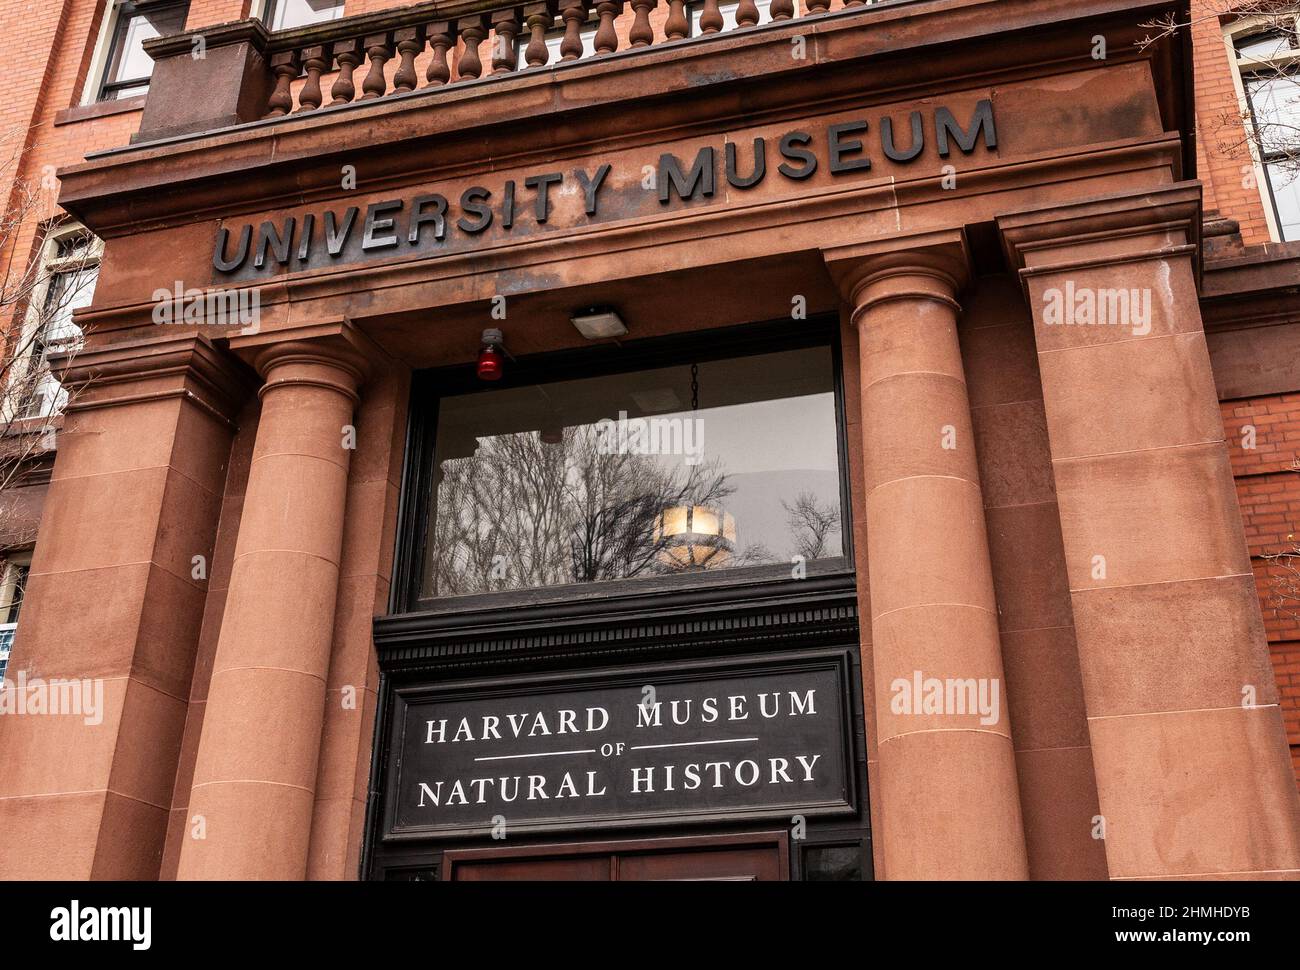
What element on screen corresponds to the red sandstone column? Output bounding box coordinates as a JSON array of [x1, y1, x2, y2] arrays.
[[999, 184, 1300, 879], [176, 330, 369, 880], [0, 335, 249, 879], [825, 230, 1030, 880]]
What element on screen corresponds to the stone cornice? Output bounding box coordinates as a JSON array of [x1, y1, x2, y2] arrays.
[[229, 318, 390, 391], [997, 181, 1204, 280], [66, 134, 1183, 341], [144, 18, 271, 60], [1201, 243, 1300, 333], [59, 0, 1193, 235], [52, 333, 258, 426], [374, 569, 860, 675]]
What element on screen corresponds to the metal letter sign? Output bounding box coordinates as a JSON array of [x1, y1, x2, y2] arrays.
[[382, 651, 856, 839]]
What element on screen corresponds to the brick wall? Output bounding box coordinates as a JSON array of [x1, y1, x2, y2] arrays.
[[186, 0, 252, 30], [1224, 393, 1300, 782], [1189, 0, 1277, 245], [0, 0, 147, 368]]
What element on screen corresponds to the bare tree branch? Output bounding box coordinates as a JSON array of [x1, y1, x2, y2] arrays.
[[0, 129, 97, 549]]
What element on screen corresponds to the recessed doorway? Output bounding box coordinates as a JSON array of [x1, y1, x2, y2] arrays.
[[441, 832, 789, 881]]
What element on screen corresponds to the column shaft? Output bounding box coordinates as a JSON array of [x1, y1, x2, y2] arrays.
[[0, 335, 248, 879], [177, 342, 364, 880], [829, 234, 1030, 880], [1000, 185, 1300, 879]]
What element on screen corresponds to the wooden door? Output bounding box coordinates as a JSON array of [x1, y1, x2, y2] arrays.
[[443, 832, 789, 881]]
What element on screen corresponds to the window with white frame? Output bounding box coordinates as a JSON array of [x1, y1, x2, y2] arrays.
[[260, 0, 345, 31], [1231, 13, 1300, 242], [6, 225, 101, 422], [0, 554, 29, 683], [90, 0, 191, 103]]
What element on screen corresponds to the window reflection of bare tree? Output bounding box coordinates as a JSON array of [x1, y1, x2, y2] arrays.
[[429, 426, 771, 595], [784, 491, 842, 561]]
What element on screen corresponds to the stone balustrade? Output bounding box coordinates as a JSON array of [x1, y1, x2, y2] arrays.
[[139, 0, 875, 137]]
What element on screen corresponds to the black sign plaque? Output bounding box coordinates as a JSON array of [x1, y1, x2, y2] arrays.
[[383, 651, 856, 839]]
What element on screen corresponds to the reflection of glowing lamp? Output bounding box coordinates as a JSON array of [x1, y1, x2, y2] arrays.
[[655, 505, 737, 569]]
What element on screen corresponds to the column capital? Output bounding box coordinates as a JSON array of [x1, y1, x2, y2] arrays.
[[822, 228, 970, 324], [997, 181, 1202, 279], [53, 331, 257, 427], [228, 319, 386, 403]]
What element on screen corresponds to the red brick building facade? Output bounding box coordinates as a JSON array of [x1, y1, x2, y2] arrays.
[[0, 0, 1298, 881]]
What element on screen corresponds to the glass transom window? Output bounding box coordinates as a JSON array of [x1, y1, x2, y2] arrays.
[[419, 341, 845, 600]]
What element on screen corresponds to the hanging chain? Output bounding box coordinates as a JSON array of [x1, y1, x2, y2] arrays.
[[690, 363, 699, 411]]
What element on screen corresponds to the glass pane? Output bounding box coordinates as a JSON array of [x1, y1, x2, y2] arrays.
[[8, 566, 28, 626], [104, 82, 150, 101], [269, 0, 345, 31], [421, 345, 843, 598], [804, 844, 864, 881], [1246, 73, 1300, 157], [105, 4, 190, 88], [1236, 29, 1297, 62], [43, 266, 98, 348], [26, 373, 67, 419], [55, 232, 95, 261], [26, 266, 97, 418], [1267, 163, 1300, 241]]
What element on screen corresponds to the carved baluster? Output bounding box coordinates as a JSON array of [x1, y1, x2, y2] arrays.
[[558, 0, 587, 61], [458, 15, 489, 79], [594, 0, 622, 54], [522, 3, 555, 67], [736, 0, 760, 27], [330, 39, 363, 104], [491, 9, 523, 73], [843, 0, 866, 5], [805, 0, 832, 12], [630, 0, 657, 46], [699, 0, 723, 34], [769, 0, 794, 20], [425, 22, 454, 86], [393, 26, 425, 93], [359, 33, 394, 100], [665, 0, 689, 40], [294, 45, 330, 112], [264, 51, 300, 117]]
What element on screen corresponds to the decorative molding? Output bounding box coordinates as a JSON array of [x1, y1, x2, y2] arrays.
[[230, 317, 391, 395], [52, 332, 258, 425], [822, 227, 970, 321], [144, 18, 272, 60], [373, 570, 861, 675], [997, 180, 1204, 278], [66, 0, 1193, 231]]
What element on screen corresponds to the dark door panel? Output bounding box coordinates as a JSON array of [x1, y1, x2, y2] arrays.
[[443, 832, 788, 881]]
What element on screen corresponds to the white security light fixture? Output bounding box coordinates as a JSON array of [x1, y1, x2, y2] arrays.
[[571, 307, 627, 340]]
